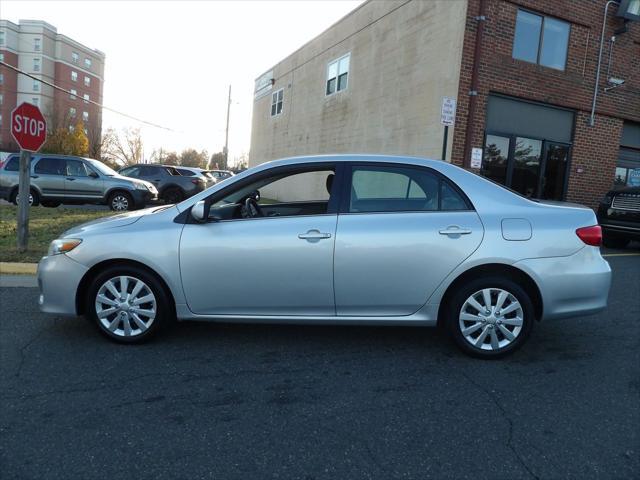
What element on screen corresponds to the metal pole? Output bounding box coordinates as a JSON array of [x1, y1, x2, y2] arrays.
[[589, 0, 618, 127], [16, 150, 32, 252], [441, 125, 449, 161], [224, 85, 231, 168]]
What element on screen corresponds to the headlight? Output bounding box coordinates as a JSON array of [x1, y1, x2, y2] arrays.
[[600, 195, 613, 206], [134, 182, 149, 191], [48, 238, 82, 256]]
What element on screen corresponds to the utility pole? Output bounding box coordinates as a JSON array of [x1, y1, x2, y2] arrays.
[[223, 85, 231, 169]]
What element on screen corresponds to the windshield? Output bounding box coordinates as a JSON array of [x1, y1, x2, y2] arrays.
[[86, 158, 119, 176]]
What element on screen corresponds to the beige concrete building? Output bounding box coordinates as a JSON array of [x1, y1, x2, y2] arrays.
[[249, 0, 467, 167], [0, 19, 105, 151]]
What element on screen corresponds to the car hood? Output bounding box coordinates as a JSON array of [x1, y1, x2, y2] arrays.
[[62, 207, 155, 237], [110, 174, 155, 188]]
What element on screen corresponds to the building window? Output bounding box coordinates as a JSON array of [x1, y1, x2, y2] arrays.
[[33, 58, 41, 72], [31, 97, 39, 106], [0, 73, 3, 85], [84, 58, 92, 69], [0, 31, 5, 46], [71, 71, 78, 81], [82, 111, 89, 122], [84, 76, 91, 87], [0, 53, 4, 62], [70, 89, 77, 100], [33, 80, 40, 92], [83, 94, 90, 104], [83, 128, 88, 135], [0, 114, 3, 128], [0, 93, 3, 105], [270, 88, 283, 117], [34, 38, 41, 51], [69, 107, 76, 118], [72, 52, 79, 63], [326, 53, 350, 95], [512, 10, 570, 70], [69, 125, 75, 132]]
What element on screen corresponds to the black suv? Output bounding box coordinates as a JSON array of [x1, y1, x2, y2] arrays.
[[118, 164, 206, 204], [597, 186, 640, 248]]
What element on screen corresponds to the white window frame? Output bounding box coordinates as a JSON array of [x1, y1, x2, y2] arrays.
[[325, 53, 350, 96], [0, 93, 3, 106], [32, 97, 39, 106], [0, 31, 5, 46], [33, 57, 41, 72], [71, 70, 78, 82], [69, 107, 76, 118], [0, 53, 4, 62], [33, 80, 40, 92], [84, 58, 92, 69], [34, 37, 41, 51], [0, 73, 3, 85], [72, 52, 79, 63], [270, 88, 284, 117], [70, 89, 77, 100], [82, 111, 89, 122], [84, 76, 91, 87], [83, 94, 90, 104]]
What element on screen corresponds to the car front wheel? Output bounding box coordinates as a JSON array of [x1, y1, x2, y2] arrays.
[[108, 191, 133, 211], [86, 265, 171, 343], [446, 277, 534, 358]]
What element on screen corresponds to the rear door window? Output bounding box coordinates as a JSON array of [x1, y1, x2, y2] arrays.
[[34, 158, 65, 175], [3, 156, 19, 171]]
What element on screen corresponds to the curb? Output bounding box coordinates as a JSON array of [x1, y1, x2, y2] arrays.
[[0, 262, 38, 275]]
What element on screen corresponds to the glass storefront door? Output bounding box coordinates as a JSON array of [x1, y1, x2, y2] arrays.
[[482, 134, 570, 200]]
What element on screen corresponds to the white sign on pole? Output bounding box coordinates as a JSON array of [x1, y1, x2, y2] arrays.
[[471, 147, 483, 169], [440, 97, 457, 126]]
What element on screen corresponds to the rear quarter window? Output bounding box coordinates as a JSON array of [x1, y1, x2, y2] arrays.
[[3, 157, 19, 171]]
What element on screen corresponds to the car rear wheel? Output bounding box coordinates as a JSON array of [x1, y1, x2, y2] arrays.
[[11, 188, 39, 207], [446, 277, 534, 359], [162, 187, 183, 204], [108, 191, 133, 211], [86, 265, 171, 343]]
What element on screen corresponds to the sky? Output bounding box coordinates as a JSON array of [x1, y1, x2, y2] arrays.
[[1, 0, 363, 165]]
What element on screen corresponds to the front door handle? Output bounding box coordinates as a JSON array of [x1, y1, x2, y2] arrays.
[[439, 226, 472, 236], [298, 229, 332, 241], [66, 177, 76, 181]]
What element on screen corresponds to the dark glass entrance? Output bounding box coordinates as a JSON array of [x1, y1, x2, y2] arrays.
[[482, 134, 570, 200]]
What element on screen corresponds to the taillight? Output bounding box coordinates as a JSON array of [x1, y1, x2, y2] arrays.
[[191, 179, 202, 185], [576, 225, 602, 246]]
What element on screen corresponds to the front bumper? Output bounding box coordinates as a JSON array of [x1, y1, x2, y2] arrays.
[[131, 189, 158, 206], [514, 246, 612, 321], [37, 253, 89, 316]]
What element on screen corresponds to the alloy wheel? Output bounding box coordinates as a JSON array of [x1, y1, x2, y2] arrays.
[[15, 193, 34, 206], [111, 195, 129, 211], [458, 288, 524, 351], [95, 276, 157, 338]]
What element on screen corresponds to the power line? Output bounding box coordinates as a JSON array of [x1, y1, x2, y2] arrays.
[[0, 60, 179, 132]]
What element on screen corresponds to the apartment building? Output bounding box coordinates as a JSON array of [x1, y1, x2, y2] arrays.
[[0, 19, 105, 151], [249, 0, 640, 208]]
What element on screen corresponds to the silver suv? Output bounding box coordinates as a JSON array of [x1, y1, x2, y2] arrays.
[[0, 154, 157, 211]]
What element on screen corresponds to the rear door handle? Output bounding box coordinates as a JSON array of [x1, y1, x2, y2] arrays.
[[439, 226, 472, 236], [30, 175, 39, 179], [66, 177, 76, 181], [298, 229, 332, 241]]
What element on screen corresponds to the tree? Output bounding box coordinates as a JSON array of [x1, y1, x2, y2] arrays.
[[40, 121, 89, 156], [164, 151, 180, 166], [210, 151, 226, 170], [233, 152, 249, 171], [102, 127, 144, 166], [180, 148, 208, 168]]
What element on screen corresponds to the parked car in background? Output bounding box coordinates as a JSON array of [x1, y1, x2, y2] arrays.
[[175, 166, 217, 187], [0, 154, 157, 211], [597, 186, 640, 248], [209, 169, 234, 181], [37, 155, 611, 358], [118, 164, 206, 204]]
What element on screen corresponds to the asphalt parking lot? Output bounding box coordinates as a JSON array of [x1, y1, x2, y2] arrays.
[[1, 251, 638, 479]]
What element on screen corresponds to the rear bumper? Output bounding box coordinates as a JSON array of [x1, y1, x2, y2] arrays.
[[37, 253, 88, 316], [514, 247, 611, 321]]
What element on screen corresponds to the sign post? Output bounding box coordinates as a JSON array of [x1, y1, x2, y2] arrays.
[[11, 103, 47, 252], [440, 97, 456, 161]]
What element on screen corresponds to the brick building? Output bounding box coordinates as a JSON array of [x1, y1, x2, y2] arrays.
[[249, 0, 639, 208], [0, 20, 105, 152]]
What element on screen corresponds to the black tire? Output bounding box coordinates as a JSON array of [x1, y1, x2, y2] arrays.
[[162, 187, 184, 204], [41, 200, 61, 208], [86, 264, 172, 344], [108, 191, 134, 211], [10, 188, 40, 207], [446, 276, 535, 359], [602, 235, 629, 249]]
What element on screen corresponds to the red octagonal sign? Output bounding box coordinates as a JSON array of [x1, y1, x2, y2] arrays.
[[11, 102, 47, 152]]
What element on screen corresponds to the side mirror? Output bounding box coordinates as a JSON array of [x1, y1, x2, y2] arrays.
[[88, 171, 99, 178], [190, 200, 207, 223]]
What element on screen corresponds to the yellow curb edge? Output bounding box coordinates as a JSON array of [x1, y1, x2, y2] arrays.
[[0, 262, 38, 275]]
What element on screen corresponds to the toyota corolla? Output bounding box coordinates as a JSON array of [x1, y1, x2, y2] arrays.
[[37, 155, 611, 358]]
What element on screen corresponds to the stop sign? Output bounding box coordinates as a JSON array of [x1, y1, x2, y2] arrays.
[[11, 102, 47, 152]]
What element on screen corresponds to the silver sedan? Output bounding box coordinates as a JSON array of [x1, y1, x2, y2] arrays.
[[37, 155, 611, 358]]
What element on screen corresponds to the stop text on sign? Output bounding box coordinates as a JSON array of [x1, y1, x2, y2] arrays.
[[13, 115, 46, 137]]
